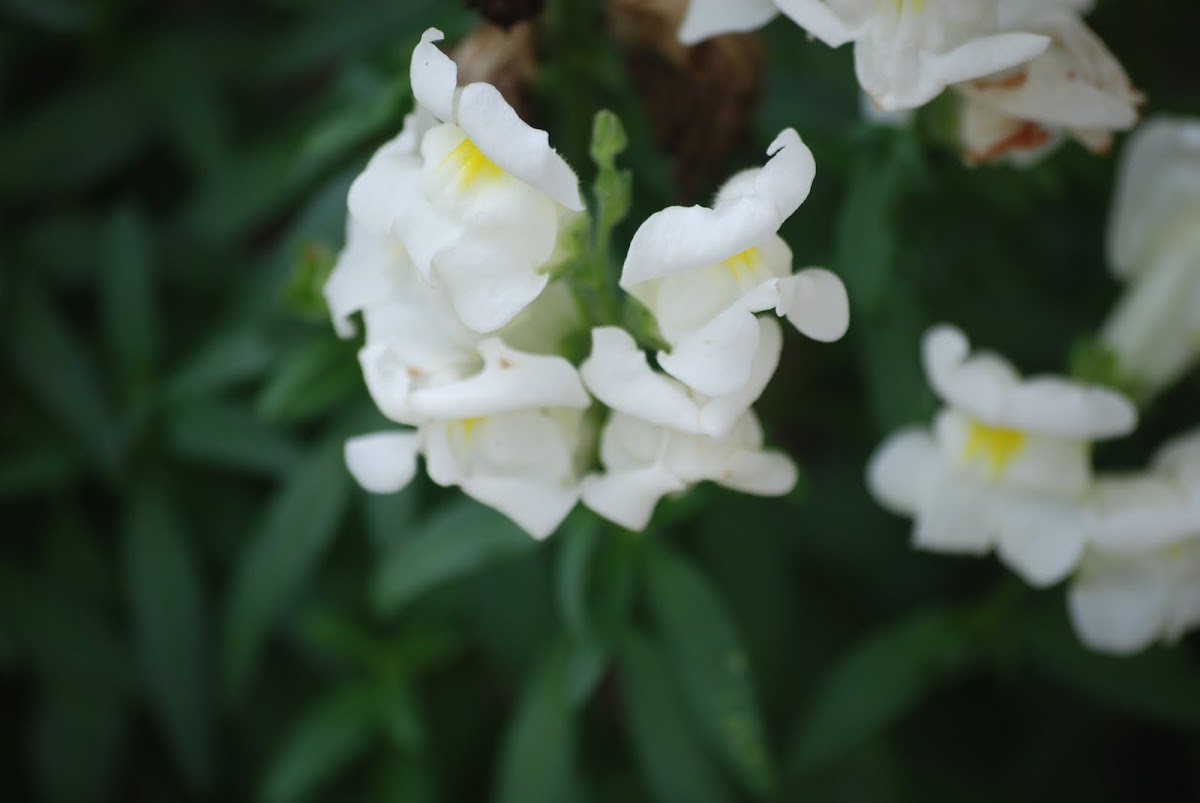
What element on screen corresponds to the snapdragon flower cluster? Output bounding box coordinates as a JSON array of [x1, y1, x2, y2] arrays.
[[326, 29, 850, 539], [867, 117, 1200, 656], [680, 0, 1141, 165]]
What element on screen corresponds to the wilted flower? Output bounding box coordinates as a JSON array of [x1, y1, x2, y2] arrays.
[[957, 1, 1141, 165], [1068, 430, 1200, 654], [868, 324, 1137, 586], [680, 0, 1050, 111], [582, 409, 797, 530], [620, 128, 849, 397], [348, 28, 583, 333], [1101, 116, 1200, 398]]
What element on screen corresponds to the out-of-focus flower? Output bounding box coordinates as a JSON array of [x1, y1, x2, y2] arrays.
[[620, 128, 849, 397], [957, 1, 1141, 165], [348, 28, 583, 333], [868, 324, 1136, 586], [582, 409, 797, 530], [679, 0, 1050, 111], [581, 318, 782, 438], [1101, 117, 1200, 398], [1068, 430, 1200, 654]]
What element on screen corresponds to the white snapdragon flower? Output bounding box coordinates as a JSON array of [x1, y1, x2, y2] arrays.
[[620, 128, 849, 397], [344, 343, 592, 539], [580, 318, 782, 438], [868, 324, 1136, 587], [582, 409, 798, 531], [1068, 431, 1200, 655], [1101, 117, 1200, 398], [679, 0, 1050, 111], [956, 0, 1141, 165], [347, 28, 584, 334]]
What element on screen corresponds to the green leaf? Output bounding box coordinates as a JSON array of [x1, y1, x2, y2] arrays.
[[223, 437, 352, 698], [32, 683, 128, 803], [260, 686, 376, 803], [257, 335, 361, 425], [644, 545, 775, 798], [372, 499, 534, 616], [789, 607, 975, 775], [123, 481, 213, 791], [363, 482, 420, 550], [166, 400, 302, 475], [101, 206, 157, 381], [0, 442, 82, 497], [555, 516, 602, 640], [494, 641, 580, 803], [620, 631, 733, 803], [378, 678, 424, 751], [5, 283, 122, 476], [166, 327, 276, 402]]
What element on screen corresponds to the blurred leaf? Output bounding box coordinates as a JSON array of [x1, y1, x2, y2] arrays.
[[223, 437, 352, 698], [257, 335, 360, 424], [1026, 608, 1200, 729], [0, 78, 146, 198], [644, 544, 775, 798], [363, 483, 420, 550], [167, 400, 302, 475], [555, 515, 602, 640], [5, 282, 122, 475], [32, 683, 127, 803], [260, 686, 375, 803], [372, 499, 534, 616], [0, 441, 82, 496], [789, 607, 975, 775], [620, 631, 734, 803], [494, 640, 580, 803], [378, 678, 423, 751], [123, 481, 213, 791], [836, 134, 909, 315], [283, 241, 337, 322], [166, 327, 276, 402], [1, 0, 88, 31], [101, 206, 157, 382]]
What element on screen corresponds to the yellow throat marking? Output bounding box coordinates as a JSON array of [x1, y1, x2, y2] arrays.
[[963, 420, 1027, 477], [724, 247, 764, 286], [456, 417, 486, 445], [879, 0, 925, 12], [441, 137, 503, 191]]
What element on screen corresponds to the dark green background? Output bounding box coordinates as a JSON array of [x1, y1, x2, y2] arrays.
[[2, 0, 1199, 801]]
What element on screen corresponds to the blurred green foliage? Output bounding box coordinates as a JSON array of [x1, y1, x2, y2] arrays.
[[2, 1, 1200, 801]]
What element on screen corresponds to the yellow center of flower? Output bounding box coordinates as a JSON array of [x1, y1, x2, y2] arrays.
[[440, 137, 503, 191], [724, 247, 764, 286], [879, 0, 925, 13], [962, 419, 1027, 477]]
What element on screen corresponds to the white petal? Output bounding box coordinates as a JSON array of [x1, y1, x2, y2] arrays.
[[657, 301, 763, 397], [621, 196, 781, 289], [994, 500, 1086, 587], [912, 472, 994, 555], [923, 324, 1136, 438], [1068, 560, 1169, 655], [1107, 117, 1200, 277], [677, 0, 778, 45], [755, 129, 818, 225], [410, 28, 458, 123], [776, 268, 850, 342], [930, 32, 1052, 91], [456, 83, 583, 211], [718, 449, 798, 496], [410, 338, 589, 419], [346, 137, 425, 238], [866, 427, 940, 516], [461, 474, 579, 539], [775, 0, 862, 47], [433, 240, 550, 333], [582, 465, 687, 531], [323, 220, 406, 338], [344, 431, 422, 493]]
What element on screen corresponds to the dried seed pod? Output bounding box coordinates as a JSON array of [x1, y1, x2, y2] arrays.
[[464, 0, 545, 29], [453, 21, 539, 124]]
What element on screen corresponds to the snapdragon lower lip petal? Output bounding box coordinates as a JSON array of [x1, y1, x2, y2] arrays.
[[461, 474, 580, 540], [1068, 563, 1172, 655], [581, 464, 688, 532], [774, 0, 862, 47], [345, 431, 423, 494]]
